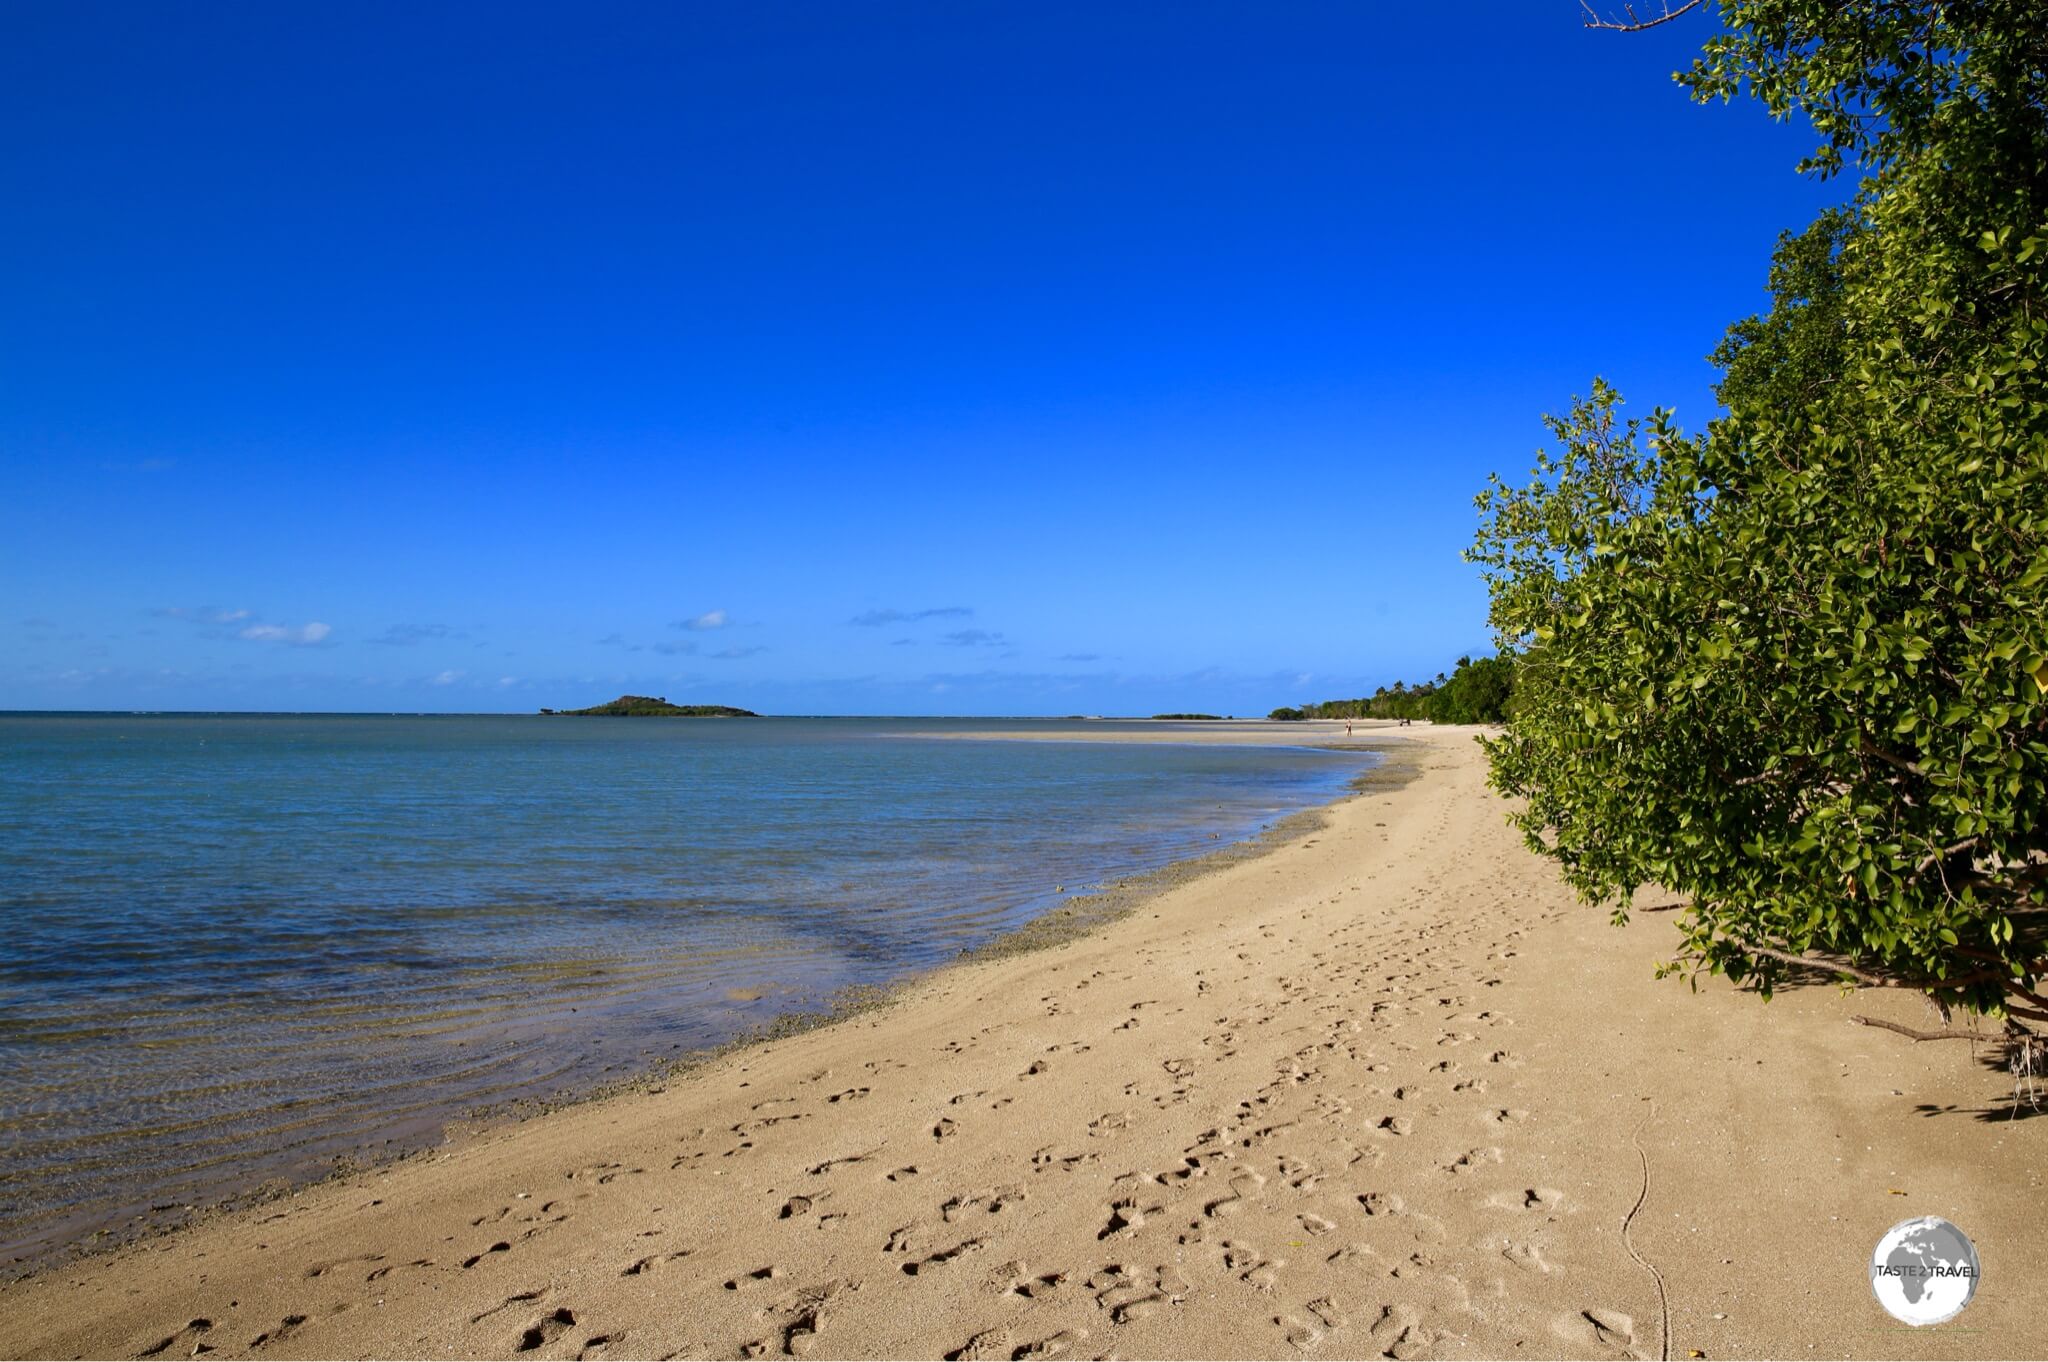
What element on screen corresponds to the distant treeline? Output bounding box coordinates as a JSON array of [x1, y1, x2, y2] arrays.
[[1269, 654, 1512, 725], [1151, 712, 1222, 721]]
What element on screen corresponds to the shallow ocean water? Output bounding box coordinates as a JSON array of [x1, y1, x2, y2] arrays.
[[0, 714, 1370, 1270]]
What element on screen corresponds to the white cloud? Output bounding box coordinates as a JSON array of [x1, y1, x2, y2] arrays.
[[238, 621, 332, 646], [430, 669, 464, 685], [678, 609, 729, 631]]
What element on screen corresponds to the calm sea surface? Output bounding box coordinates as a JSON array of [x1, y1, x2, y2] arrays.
[[0, 714, 1370, 1272]]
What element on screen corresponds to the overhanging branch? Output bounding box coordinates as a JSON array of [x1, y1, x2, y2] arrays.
[[1580, 0, 1707, 32]]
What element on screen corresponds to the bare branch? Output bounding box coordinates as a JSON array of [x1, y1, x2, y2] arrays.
[[1849, 1015, 1986, 1042], [1581, 0, 1708, 32], [1741, 944, 1901, 988]]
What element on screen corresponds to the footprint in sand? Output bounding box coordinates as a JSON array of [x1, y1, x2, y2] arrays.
[[1203, 1167, 1268, 1219], [461, 1241, 513, 1269], [1443, 1146, 1503, 1175], [1276, 1314, 1323, 1351], [1366, 1304, 1434, 1360], [944, 1327, 1013, 1360], [472, 1291, 547, 1325], [1280, 1157, 1321, 1191], [1030, 1147, 1097, 1174], [1354, 1193, 1447, 1244], [622, 1250, 692, 1276], [723, 1265, 783, 1290], [942, 1185, 1027, 1223], [1086, 1263, 1184, 1322], [575, 1331, 625, 1360], [808, 1147, 880, 1175], [1097, 1198, 1152, 1240], [1219, 1241, 1283, 1293], [747, 1279, 854, 1358], [1088, 1111, 1131, 1137], [1487, 1187, 1567, 1214], [1552, 1308, 1634, 1350], [1012, 1328, 1088, 1359], [246, 1315, 309, 1351], [901, 1238, 987, 1277], [304, 1252, 383, 1279], [991, 1260, 1070, 1299], [514, 1308, 578, 1354]]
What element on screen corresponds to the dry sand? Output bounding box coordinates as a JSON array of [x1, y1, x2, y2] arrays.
[[4, 723, 2040, 1360]]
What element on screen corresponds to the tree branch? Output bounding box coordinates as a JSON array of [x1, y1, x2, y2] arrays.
[[1580, 0, 1707, 31], [1849, 1016, 1986, 1042], [1859, 740, 1925, 777], [1914, 835, 1980, 879], [1740, 944, 1901, 988]]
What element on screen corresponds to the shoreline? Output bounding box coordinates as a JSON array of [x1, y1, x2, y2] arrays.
[[1, 723, 1393, 1287], [4, 724, 2038, 1359]]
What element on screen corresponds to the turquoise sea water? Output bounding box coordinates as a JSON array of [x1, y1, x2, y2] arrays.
[[0, 714, 1370, 1272]]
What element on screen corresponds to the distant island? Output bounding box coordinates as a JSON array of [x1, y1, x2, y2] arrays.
[[541, 695, 759, 717], [1151, 713, 1222, 721]]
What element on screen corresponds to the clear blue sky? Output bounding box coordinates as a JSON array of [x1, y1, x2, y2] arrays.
[[2, 3, 1836, 715]]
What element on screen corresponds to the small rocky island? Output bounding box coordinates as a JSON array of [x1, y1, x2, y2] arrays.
[[541, 695, 759, 717]]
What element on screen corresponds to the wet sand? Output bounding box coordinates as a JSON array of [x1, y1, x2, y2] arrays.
[[3, 723, 2038, 1359]]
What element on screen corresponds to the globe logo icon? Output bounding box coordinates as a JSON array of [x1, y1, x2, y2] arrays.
[[1869, 1216, 1979, 1325]]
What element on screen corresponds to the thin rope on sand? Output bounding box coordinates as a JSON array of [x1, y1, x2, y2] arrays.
[[1623, 1100, 1671, 1362]]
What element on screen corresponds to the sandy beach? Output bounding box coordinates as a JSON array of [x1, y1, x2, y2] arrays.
[[4, 722, 2038, 1360]]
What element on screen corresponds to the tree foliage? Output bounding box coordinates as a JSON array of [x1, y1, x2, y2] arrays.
[[1474, 1, 2048, 1029], [551, 695, 759, 717], [1285, 656, 1516, 724]]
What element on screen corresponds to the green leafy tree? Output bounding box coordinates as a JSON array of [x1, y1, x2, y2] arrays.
[[1475, 2, 2048, 1047], [1428, 655, 1516, 724]]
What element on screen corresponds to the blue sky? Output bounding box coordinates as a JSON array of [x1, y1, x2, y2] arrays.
[[2, 3, 1838, 715]]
